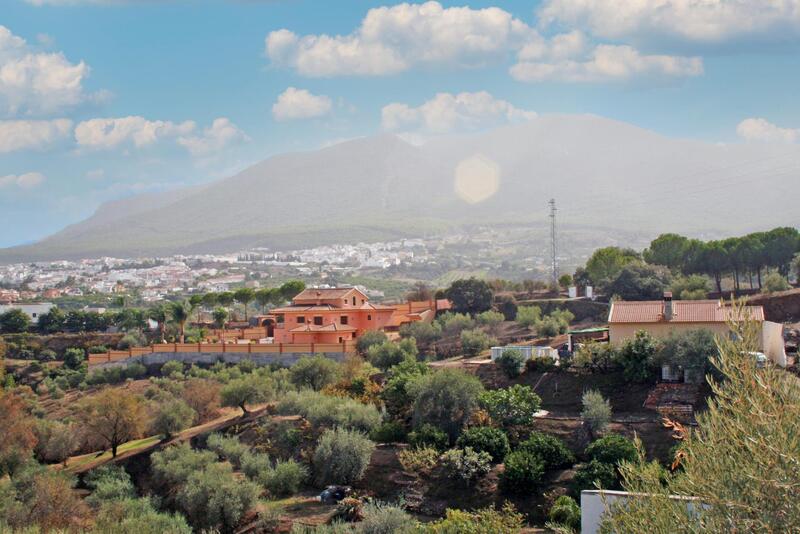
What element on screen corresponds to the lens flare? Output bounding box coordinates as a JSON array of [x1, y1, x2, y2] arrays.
[[454, 154, 500, 204]]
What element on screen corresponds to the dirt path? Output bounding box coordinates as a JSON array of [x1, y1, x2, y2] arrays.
[[64, 403, 272, 475]]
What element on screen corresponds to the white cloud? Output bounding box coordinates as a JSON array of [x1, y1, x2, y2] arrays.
[[74, 116, 195, 150], [177, 117, 249, 156], [382, 91, 536, 134], [511, 39, 703, 83], [537, 0, 800, 45], [272, 87, 333, 121], [265, 1, 533, 76], [736, 118, 799, 143], [0, 118, 72, 152], [0, 25, 94, 115], [0, 172, 45, 189]]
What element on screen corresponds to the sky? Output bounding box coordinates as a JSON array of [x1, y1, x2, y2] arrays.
[[1, 0, 800, 248]]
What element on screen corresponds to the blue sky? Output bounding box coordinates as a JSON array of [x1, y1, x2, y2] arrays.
[[1, 0, 800, 247]]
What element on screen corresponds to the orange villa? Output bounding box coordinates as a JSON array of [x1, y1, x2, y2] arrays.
[[255, 287, 448, 345]]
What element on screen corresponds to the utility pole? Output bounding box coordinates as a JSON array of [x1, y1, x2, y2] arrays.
[[549, 198, 558, 287]]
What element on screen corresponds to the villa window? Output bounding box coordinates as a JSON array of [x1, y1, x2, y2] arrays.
[[314, 316, 323, 326], [276, 314, 284, 324], [352, 297, 356, 305], [367, 314, 372, 321], [297, 316, 305, 323], [340, 315, 348, 325]]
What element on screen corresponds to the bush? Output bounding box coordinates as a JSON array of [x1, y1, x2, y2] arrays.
[[425, 503, 524, 533], [36, 349, 57, 362], [95, 497, 191, 534], [381, 359, 428, 420], [572, 459, 620, 492], [516, 306, 542, 329], [526, 356, 556, 373], [206, 433, 250, 468], [762, 272, 790, 293], [152, 399, 196, 439], [370, 420, 407, 443], [479, 384, 541, 427], [220, 374, 274, 414], [617, 330, 658, 383], [409, 369, 484, 443], [240, 451, 272, 480], [440, 447, 492, 485], [277, 390, 381, 433], [360, 502, 415, 534], [548, 495, 581, 531], [438, 312, 475, 335], [261, 459, 308, 496], [63, 347, 85, 369], [445, 278, 493, 315], [118, 332, 146, 350], [399, 321, 442, 346], [181, 378, 221, 422], [496, 349, 525, 378], [398, 447, 439, 474], [150, 443, 218, 488], [585, 434, 638, 466], [581, 390, 612, 435], [367, 339, 418, 371], [313, 428, 375, 486], [85, 465, 136, 508], [496, 296, 518, 321], [176, 461, 260, 531], [476, 310, 504, 329], [160, 360, 184, 377], [518, 432, 575, 470], [460, 329, 495, 357], [536, 317, 561, 338], [456, 426, 510, 462], [289, 355, 342, 391], [356, 330, 388, 356], [573, 342, 618, 373], [500, 450, 545, 494], [408, 423, 449, 451]]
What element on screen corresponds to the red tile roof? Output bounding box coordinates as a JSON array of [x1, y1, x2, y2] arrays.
[[609, 300, 764, 324], [292, 287, 366, 303]]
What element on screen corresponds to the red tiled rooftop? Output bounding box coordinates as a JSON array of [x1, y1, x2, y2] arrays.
[[289, 323, 356, 333], [609, 300, 764, 323]]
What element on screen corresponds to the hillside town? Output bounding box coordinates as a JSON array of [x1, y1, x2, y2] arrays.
[[1, 227, 799, 533]]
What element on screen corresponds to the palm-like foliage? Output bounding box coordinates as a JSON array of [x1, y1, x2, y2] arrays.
[[148, 304, 168, 343], [169, 301, 190, 343]]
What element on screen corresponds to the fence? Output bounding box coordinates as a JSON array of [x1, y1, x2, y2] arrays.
[[88, 341, 352, 365]]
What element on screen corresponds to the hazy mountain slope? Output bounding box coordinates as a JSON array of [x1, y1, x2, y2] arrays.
[[1, 115, 798, 262]]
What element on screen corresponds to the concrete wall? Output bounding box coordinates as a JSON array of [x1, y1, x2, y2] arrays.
[[91, 351, 348, 370], [609, 322, 736, 346], [581, 490, 702, 533], [763, 320, 787, 367]]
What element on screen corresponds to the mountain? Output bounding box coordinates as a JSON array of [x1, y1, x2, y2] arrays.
[[1, 114, 798, 262]]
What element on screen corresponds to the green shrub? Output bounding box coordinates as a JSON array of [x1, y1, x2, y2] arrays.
[[460, 329, 496, 357], [617, 330, 658, 383], [88, 345, 109, 354], [367, 339, 418, 371], [496, 349, 525, 378], [289, 355, 341, 391], [370, 421, 407, 443], [526, 356, 556, 373], [581, 389, 612, 435], [397, 447, 439, 474], [95, 497, 192, 534], [476, 310, 504, 329], [407, 423, 448, 452], [518, 432, 575, 470], [63, 347, 85, 369], [360, 502, 415, 534], [36, 349, 57, 362], [439, 313, 475, 335], [409, 369, 484, 443], [456, 426, 510, 462], [585, 434, 638, 466], [440, 447, 492, 486], [479, 384, 541, 427], [277, 390, 381, 433], [206, 433, 249, 468], [572, 459, 620, 492], [548, 495, 581, 531], [240, 451, 272, 480], [399, 321, 442, 346], [220, 374, 274, 414], [152, 399, 196, 439], [261, 459, 308, 496], [500, 450, 545, 494], [176, 461, 260, 531], [85, 465, 136, 508], [356, 330, 388, 356], [313, 428, 375, 486], [425, 503, 524, 533], [150, 443, 218, 488], [515, 306, 542, 329], [160, 360, 184, 377]]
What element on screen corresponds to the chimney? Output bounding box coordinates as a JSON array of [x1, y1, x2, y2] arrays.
[[663, 291, 673, 321]]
